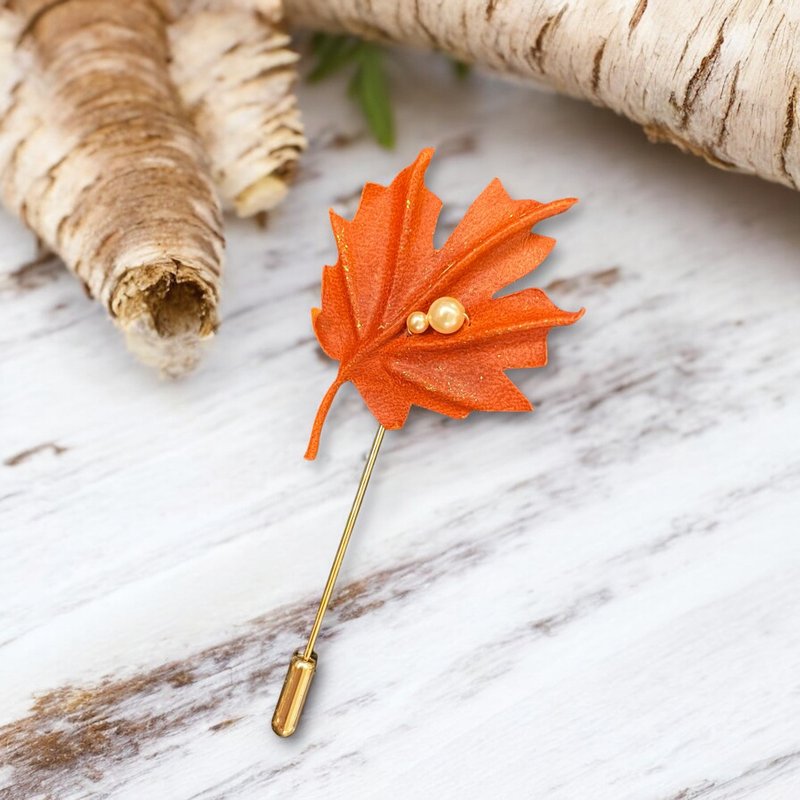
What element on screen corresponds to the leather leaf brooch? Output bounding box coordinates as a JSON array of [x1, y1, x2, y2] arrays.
[[273, 148, 584, 737], [305, 147, 583, 458]]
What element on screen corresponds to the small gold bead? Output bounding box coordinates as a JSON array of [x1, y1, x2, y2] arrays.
[[427, 296, 466, 334], [406, 310, 429, 334]]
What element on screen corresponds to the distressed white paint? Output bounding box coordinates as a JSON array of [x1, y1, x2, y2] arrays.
[[1, 50, 800, 799]]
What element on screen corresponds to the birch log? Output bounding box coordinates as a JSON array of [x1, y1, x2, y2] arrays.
[[169, 0, 306, 216], [0, 0, 304, 376], [284, 0, 800, 191]]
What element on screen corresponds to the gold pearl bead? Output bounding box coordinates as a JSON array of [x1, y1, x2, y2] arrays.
[[406, 310, 429, 334], [427, 296, 466, 334]]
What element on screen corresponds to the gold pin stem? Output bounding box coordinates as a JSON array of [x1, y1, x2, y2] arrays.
[[272, 424, 386, 736], [303, 423, 385, 659]]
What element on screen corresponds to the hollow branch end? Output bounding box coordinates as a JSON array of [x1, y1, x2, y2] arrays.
[[111, 262, 218, 377]]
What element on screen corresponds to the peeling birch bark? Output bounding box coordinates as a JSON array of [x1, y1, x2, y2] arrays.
[[0, 0, 304, 375], [169, 0, 306, 215], [284, 0, 800, 191]]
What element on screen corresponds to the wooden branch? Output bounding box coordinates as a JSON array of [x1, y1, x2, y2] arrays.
[[0, 0, 305, 375], [284, 0, 799, 191]]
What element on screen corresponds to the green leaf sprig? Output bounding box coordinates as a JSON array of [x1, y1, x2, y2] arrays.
[[309, 34, 395, 149], [307, 35, 472, 148]]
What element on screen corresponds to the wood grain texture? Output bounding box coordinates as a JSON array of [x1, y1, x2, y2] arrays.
[[2, 50, 800, 799]]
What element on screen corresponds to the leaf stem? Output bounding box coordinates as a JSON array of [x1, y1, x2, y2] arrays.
[[305, 376, 344, 460]]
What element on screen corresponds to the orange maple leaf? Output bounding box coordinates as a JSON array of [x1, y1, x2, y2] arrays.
[[306, 148, 583, 459]]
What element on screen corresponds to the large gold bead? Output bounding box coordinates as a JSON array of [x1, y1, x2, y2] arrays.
[[427, 296, 466, 334]]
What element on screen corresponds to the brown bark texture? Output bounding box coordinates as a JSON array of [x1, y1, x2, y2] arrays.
[[0, 0, 304, 375]]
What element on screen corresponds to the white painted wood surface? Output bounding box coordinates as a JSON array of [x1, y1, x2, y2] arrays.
[[2, 51, 800, 800]]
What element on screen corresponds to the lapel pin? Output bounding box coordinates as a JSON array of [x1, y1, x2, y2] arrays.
[[272, 148, 583, 736]]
